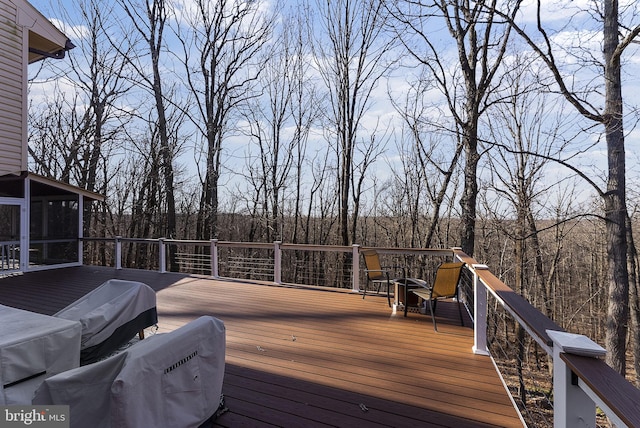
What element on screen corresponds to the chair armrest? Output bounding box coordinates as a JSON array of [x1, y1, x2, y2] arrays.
[[412, 288, 432, 300], [395, 278, 428, 287], [364, 269, 391, 274]]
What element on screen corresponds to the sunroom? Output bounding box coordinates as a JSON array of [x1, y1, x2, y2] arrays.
[[0, 173, 103, 273], [0, 0, 102, 274]]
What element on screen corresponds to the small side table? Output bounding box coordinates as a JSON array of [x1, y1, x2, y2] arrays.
[[392, 278, 427, 317]]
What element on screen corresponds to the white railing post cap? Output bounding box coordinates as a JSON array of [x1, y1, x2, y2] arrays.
[[546, 330, 606, 358]]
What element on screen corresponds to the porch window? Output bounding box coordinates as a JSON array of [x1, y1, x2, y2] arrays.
[[29, 197, 79, 266]]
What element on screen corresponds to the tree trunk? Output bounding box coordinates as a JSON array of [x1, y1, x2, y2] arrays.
[[460, 131, 479, 256], [626, 214, 640, 386], [148, 0, 177, 268], [603, 0, 629, 375]]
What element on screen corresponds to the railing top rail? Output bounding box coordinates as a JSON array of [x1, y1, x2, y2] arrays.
[[562, 353, 640, 428], [123, 238, 159, 244], [364, 247, 454, 257], [164, 239, 210, 245], [455, 250, 563, 348], [480, 267, 562, 347], [109, 237, 159, 244], [215, 241, 274, 250], [80, 237, 111, 242], [80, 238, 457, 258], [280, 243, 353, 252]]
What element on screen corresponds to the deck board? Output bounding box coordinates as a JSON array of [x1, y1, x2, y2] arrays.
[[0, 267, 522, 427]]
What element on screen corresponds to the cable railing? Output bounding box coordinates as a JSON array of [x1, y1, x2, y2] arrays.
[[80, 236, 640, 427]]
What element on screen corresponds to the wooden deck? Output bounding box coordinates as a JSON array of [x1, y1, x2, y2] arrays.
[[0, 266, 522, 427]]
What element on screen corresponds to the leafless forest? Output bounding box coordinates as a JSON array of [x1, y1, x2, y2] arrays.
[[27, 0, 640, 383]]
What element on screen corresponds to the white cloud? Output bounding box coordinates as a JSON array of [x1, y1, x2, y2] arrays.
[[517, 0, 597, 25], [169, 0, 274, 31], [49, 18, 90, 42]]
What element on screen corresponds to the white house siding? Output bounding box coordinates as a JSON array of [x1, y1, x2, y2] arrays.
[[0, 0, 25, 176]]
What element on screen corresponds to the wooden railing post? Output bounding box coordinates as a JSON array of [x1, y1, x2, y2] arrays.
[[472, 264, 489, 356], [274, 241, 282, 284], [352, 244, 360, 292], [547, 330, 606, 428], [211, 239, 218, 278], [115, 236, 122, 270], [159, 238, 166, 273]]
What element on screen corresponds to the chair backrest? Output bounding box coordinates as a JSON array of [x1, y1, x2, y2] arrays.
[[362, 250, 385, 281], [431, 262, 465, 299]]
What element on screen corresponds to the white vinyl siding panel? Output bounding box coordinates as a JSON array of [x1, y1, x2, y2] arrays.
[[0, 0, 25, 176]]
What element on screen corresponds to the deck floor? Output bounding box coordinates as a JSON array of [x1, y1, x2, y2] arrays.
[[0, 266, 522, 427]]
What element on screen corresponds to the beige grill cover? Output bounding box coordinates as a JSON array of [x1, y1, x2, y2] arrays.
[[33, 316, 226, 428]]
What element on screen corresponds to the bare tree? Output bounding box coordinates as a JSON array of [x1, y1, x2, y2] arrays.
[[175, 0, 274, 239], [28, 92, 87, 179], [626, 211, 640, 385], [388, 0, 521, 257], [64, 0, 133, 194], [311, 0, 395, 246], [304, 151, 339, 246], [389, 77, 463, 249], [113, 0, 185, 269], [241, 7, 317, 242], [289, 7, 322, 245], [484, 53, 574, 316]]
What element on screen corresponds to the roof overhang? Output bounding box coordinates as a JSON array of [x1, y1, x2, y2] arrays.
[[28, 33, 75, 63], [27, 173, 105, 202], [15, 0, 74, 63]]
